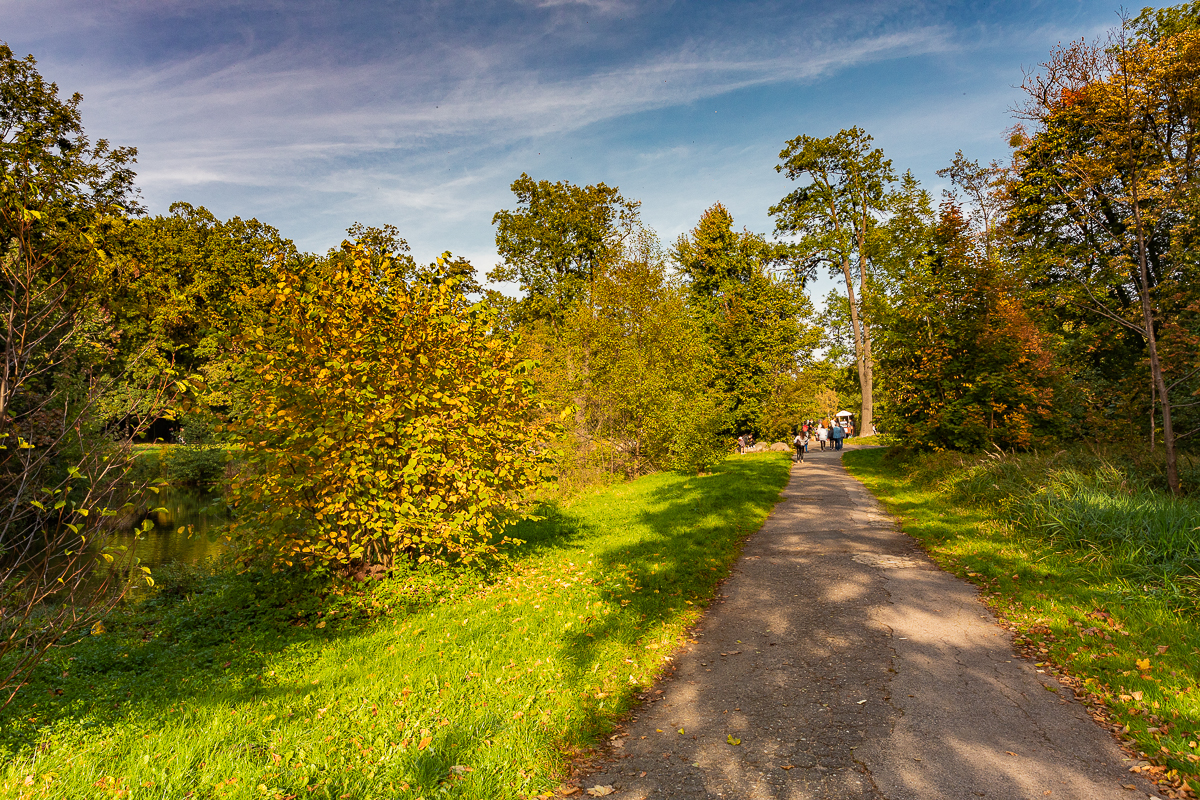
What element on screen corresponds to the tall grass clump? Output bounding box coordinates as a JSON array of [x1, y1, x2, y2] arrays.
[[904, 446, 1200, 608], [1004, 471, 1200, 604]]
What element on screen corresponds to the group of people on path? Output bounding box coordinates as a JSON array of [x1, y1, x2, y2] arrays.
[[792, 419, 850, 461], [737, 417, 855, 461]]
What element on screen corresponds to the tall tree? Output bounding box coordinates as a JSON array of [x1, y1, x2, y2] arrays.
[[1009, 13, 1200, 493], [876, 201, 1059, 450], [936, 151, 1006, 263], [673, 204, 814, 437], [100, 203, 298, 419], [490, 174, 640, 323], [570, 225, 728, 475], [771, 127, 896, 435]]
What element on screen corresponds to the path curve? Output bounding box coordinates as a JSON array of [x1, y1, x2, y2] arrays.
[[577, 448, 1163, 799]]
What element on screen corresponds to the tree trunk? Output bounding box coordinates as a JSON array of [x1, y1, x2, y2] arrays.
[[1150, 376, 1156, 452], [821, 190, 871, 439], [854, 205, 874, 434], [839, 255, 870, 432], [1132, 183, 1179, 494]]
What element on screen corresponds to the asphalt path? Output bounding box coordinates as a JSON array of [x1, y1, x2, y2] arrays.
[[576, 446, 1164, 799]]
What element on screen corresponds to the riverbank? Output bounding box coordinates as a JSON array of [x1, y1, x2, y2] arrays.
[[0, 453, 790, 800], [844, 447, 1200, 798]]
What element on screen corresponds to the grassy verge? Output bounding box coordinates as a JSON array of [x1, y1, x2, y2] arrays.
[[843, 447, 1200, 798], [130, 443, 240, 487], [0, 453, 791, 800], [843, 435, 893, 448]]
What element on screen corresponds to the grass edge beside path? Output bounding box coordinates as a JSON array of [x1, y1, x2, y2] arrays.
[[1, 453, 791, 800], [843, 448, 1200, 800]]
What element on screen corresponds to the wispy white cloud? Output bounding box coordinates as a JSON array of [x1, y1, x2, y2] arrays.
[[67, 21, 950, 199], [2, 0, 1124, 269]]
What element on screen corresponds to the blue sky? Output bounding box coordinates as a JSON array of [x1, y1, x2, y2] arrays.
[[2, 0, 1164, 291]]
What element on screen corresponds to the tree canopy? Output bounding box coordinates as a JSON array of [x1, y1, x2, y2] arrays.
[[490, 173, 640, 323]]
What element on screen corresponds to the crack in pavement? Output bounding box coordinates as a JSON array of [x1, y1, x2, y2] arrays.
[[576, 449, 1164, 799]]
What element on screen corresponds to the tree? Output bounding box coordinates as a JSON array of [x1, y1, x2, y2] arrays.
[[876, 201, 1059, 450], [228, 242, 551, 573], [673, 204, 815, 437], [99, 203, 298, 424], [771, 127, 896, 435], [490, 174, 640, 323], [1009, 14, 1200, 493], [0, 44, 168, 700], [936, 151, 1006, 263], [569, 224, 727, 475], [673, 203, 759, 302]]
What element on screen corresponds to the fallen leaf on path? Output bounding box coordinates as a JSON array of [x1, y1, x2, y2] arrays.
[[586, 785, 615, 797], [727, 735, 741, 746], [1006, 751, 1018, 756], [780, 765, 794, 770], [558, 787, 580, 796], [678, 728, 685, 735]]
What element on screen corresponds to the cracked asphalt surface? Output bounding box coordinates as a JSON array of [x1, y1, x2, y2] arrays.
[[577, 447, 1164, 799]]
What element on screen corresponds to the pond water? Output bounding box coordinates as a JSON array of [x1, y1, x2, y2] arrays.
[[104, 486, 231, 569]]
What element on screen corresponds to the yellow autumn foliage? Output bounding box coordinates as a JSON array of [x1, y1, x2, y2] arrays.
[[227, 242, 551, 572]]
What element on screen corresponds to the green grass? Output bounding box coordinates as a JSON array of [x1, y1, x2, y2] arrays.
[[843, 434, 893, 448], [0, 453, 791, 800], [844, 447, 1200, 796]]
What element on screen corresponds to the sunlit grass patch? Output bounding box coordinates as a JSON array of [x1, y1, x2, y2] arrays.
[[0, 453, 790, 799], [845, 448, 1200, 796]]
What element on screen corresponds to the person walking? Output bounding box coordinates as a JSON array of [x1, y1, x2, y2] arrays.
[[817, 424, 828, 451], [793, 429, 808, 463], [832, 421, 845, 451], [737, 435, 746, 455]]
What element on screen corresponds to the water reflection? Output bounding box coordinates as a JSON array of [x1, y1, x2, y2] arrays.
[[106, 486, 230, 569]]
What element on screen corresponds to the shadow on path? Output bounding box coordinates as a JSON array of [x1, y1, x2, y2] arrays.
[[577, 448, 1164, 799]]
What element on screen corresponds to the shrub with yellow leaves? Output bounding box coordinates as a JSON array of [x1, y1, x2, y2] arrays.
[[227, 241, 551, 573]]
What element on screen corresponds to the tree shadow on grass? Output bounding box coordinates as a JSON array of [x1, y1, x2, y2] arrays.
[[0, 576, 394, 756], [551, 454, 792, 731], [502, 500, 596, 558]]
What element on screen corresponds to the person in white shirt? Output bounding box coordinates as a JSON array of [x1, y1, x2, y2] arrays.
[[793, 430, 809, 462]]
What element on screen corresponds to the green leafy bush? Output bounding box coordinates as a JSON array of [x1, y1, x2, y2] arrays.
[[161, 446, 227, 486]]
